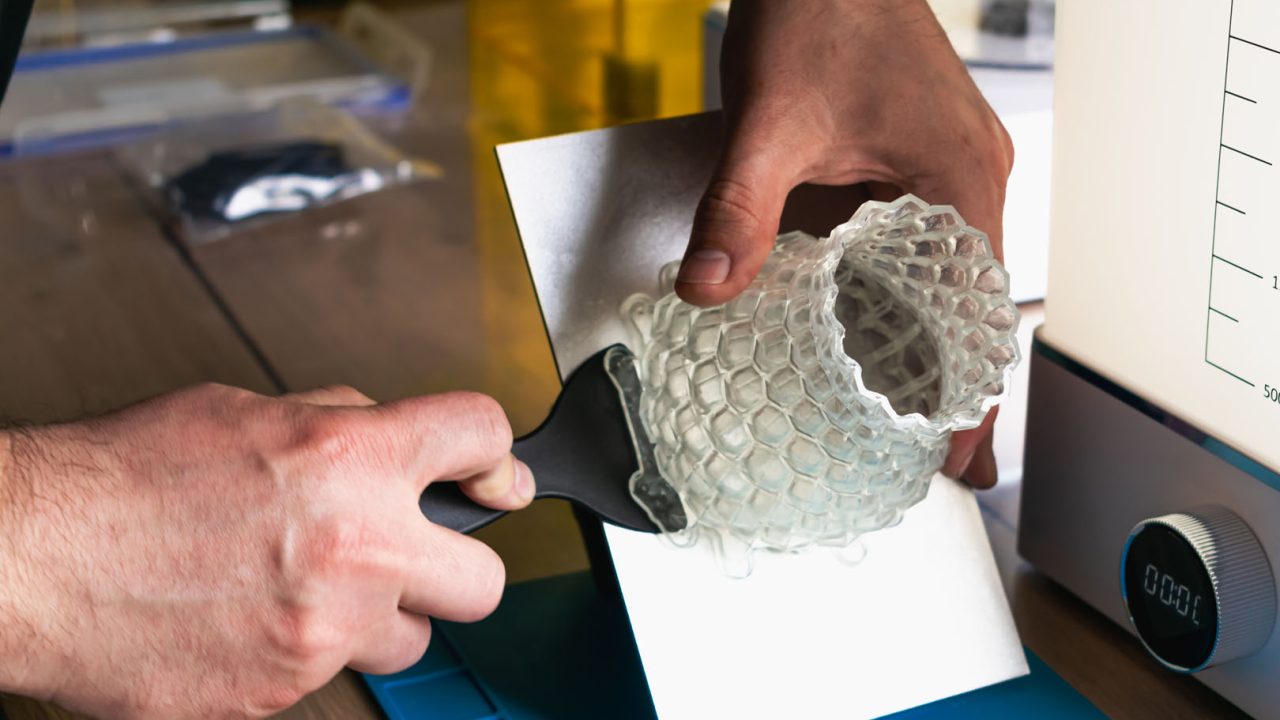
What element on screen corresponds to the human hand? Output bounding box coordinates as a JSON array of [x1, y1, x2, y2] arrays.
[[0, 384, 533, 719], [678, 0, 1013, 487]]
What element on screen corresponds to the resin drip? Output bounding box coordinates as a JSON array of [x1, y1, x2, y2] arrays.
[[622, 196, 1019, 576]]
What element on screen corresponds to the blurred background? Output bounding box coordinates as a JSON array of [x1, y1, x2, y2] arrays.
[[0, 0, 1055, 580]]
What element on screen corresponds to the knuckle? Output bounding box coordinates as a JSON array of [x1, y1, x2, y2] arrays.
[[431, 534, 506, 621], [322, 384, 370, 403], [698, 177, 765, 234], [997, 123, 1015, 165], [464, 547, 507, 620], [149, 382, 240, 414], [448, 392, 512, 449], [152, 383, 264, 434], [274, 601, 345, 664], [185, 381, 250, 404], [985, 117, 1015, 177], [188, 380, 233, 396], [391, 624, 433, 672], [298, 513, 386, 577], [294, 411, 362, 461]]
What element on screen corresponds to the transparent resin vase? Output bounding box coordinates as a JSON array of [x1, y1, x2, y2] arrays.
[[622, 195, 1020, 576]]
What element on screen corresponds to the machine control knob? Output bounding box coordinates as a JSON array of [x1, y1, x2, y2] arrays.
[[1121, 507, 1276, 672]]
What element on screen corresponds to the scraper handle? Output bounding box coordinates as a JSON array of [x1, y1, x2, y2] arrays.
[[417, 483, 506, 535], [418, 345, 663, 535]]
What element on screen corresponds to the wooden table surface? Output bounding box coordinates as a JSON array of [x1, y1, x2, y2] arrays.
[[0, 1, 1255, 718]]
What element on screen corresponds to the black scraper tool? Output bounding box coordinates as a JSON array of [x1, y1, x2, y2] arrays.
[[419, 345, 686, 535]]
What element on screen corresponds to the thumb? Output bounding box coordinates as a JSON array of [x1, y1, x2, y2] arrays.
[[676, 137, 799, 307]]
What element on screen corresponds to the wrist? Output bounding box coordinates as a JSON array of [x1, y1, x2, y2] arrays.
[[0, 428, 71, 700]]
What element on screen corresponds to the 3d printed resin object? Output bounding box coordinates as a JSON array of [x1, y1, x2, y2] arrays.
[[622, 195, 1020, 575]]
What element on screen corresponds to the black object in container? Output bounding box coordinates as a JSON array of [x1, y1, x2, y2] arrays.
[[165, 140, 352, 225]]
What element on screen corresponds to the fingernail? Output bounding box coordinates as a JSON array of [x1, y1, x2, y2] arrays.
[[514, 459, 535, 501], [677, 249, 731, 285]]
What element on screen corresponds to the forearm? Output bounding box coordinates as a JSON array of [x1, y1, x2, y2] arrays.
[[0, 429, 67, 700]]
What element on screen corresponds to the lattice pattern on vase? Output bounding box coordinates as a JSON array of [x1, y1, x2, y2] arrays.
[[621, 195, 1020, 575]]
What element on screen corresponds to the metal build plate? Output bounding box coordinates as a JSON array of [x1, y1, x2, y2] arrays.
[[497, 112, 1026, 719]]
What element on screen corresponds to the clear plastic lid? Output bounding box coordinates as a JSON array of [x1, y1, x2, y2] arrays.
[[0, 25, 409, 156]]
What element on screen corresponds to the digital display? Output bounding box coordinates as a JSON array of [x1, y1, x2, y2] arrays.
[[1123, 524, 1219, 670]]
